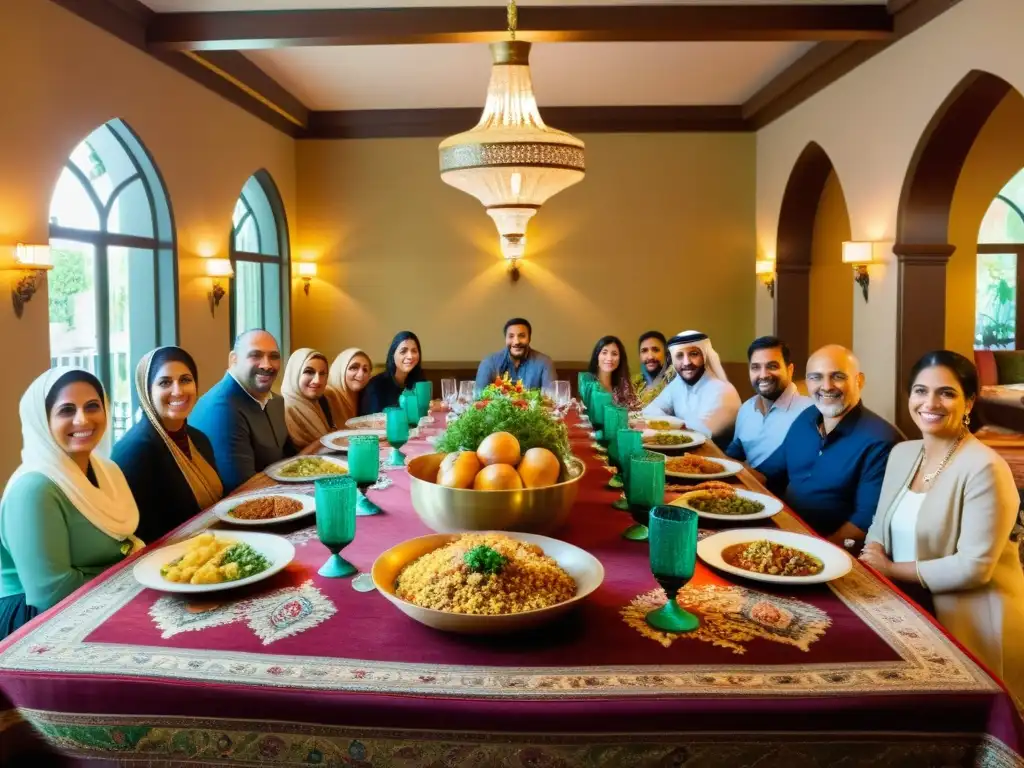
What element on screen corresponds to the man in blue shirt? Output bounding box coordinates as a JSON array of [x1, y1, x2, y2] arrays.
[[758, 344, 902, 547], [726, 336, 813, 470], [475, 318, 557, 391]]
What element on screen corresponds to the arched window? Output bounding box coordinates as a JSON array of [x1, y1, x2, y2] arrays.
[[230, 171, 290, 351], [975, 168, 1024, 350], [48, 119, 177, 442]]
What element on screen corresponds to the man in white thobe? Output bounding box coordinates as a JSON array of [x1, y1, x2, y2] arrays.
[[642, 330, 742, 441]]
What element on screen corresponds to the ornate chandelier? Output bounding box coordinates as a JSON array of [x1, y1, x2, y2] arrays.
[[438, 0, 585, 266]]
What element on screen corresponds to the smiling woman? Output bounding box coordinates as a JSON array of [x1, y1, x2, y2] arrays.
[[282, 348, 340, 449]]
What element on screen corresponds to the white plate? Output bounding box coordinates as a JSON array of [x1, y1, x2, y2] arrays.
[[671, 488, 782, 522], [321, 429, 387, 452], [346, 413, 386, 430], [133, 531, 295, 594], [264, 454, 349, 482], [664, 456, 744, 481], [629, 414, 685, 430], [213, 491, 315, 527], [697, 528, 852, 585], [641, 429, 706, 452]]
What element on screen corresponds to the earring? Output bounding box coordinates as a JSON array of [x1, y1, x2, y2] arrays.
[[963, 413, 971, 427]]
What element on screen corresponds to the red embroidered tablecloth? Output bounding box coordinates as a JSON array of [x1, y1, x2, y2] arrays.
[[1, 411, 1022, 767]]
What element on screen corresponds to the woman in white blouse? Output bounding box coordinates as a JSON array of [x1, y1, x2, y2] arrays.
[[861, 350, 1024, 704]]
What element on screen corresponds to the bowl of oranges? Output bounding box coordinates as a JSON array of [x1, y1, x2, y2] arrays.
[[406, 432, 585, 535]]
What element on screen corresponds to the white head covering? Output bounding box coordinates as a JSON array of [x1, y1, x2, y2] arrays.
[[667, 330, 729, 383], [2, 367, 142, 549]]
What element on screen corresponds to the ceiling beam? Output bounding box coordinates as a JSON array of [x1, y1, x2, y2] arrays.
[[147, 5, 893, 51]]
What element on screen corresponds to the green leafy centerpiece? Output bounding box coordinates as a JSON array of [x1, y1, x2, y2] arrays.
[[435, 397, 571, 462], [478, 372, 550, 409]]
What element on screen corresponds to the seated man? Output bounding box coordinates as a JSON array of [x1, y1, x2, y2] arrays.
[[758, 344, 902, 547], [631, 330, 676, 408], [642, 330, 741, 441], [726, 335, 813, 470], [475, 317, 557, 391], [190, 329, 293, 493]]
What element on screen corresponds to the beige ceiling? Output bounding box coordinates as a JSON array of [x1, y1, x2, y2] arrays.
[[143, 0, 884, 10], [243, 40, 813, 110]]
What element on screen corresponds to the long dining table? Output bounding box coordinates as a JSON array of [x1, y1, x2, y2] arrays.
[[1, 409, 1023, 766]]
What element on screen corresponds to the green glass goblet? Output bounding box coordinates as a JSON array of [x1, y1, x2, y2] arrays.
[[604, 405, 629, 489], [623, 450, 665, 541], [590, 389, 613, 443], [384, 406, 409, 466], [315, 475, 358, 578], [415, 380, 433, 420], [614, 428, 644, 511], [348, 434, 381, 516], [399, 389, 419, 427], [577, 372, 596, 424], [646, 505, 700, 633]]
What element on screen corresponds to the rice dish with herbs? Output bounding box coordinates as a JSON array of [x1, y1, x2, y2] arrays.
[[394, 533, 576, 615]]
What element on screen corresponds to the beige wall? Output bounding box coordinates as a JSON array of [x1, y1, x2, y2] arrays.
[[0, 0, 296, 481], [947, 91, 1024, 358], [756, 0, 1024, 419], [808, 170, 853, 354], [294, 133, 756, 368]]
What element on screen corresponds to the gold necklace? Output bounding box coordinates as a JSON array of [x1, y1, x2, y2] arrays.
[[922, 430, 965, 485]]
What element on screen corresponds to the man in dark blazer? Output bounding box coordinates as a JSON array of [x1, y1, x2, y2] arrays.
[[190, 329, 293, 493]]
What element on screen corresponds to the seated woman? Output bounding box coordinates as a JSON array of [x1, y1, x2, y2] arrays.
[[1, 368, 142, 640], [328, 348, 372, 426], [282, 348, 341, 449], [359, 331, 424, 415], [588, 335, 637, 408], [861, 350, 1024, 704], [112, 347, 223, 543]]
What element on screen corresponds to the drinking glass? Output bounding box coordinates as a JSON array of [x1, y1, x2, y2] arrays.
[[415, 380, 433, 421], [458, 380, 476, 411], [400, 389, 419, 427], [623, 450, 665, 541], [604, 405, 629, 489], [348, 434, 381, 516], [315, 475, 358, 578], [577, 372, 595, 421], [384, 406, 409, 466], [614, 428, 644, 510], [590, 389, 613, 443], [441, 378, 457, 410], [645, 505, 700, 633], [554, 380, 571, 415]]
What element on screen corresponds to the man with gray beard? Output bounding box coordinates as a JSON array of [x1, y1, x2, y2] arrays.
[[758, 345, 902, 548]]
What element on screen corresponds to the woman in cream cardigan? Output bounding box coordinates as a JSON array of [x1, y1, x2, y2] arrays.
[[861, 350, 1024, 703]]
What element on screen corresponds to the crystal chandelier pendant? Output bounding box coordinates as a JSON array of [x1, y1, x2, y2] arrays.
[[438, 2, 585, 265]]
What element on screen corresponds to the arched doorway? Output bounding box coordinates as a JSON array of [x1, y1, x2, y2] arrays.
[[775, 141, 851, 377], [895, 70, 1017, 437]]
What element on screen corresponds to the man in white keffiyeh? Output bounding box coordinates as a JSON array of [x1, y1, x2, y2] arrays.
[[642, 330, 741, 440]]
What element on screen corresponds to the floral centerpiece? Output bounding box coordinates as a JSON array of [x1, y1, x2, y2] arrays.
[[477, 372, 550, 409]]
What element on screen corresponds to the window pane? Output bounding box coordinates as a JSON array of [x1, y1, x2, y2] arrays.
[[234, 214, 260, 253], [47, 240, 99, 375], [50, 166, 101, 231], [107, 247, 132, 441], [975, 253, 1017, 349], [108, 176, 154, 238], [235, 260, 264, 335]]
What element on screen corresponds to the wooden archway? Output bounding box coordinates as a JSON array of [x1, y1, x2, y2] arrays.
[[894, 70, 1016, 436], [775, 141, 836, 378]]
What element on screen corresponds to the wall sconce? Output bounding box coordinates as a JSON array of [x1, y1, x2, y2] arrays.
[[4, 244, 53, 318], [841, 241, 876, 302], [205, 258, 233, 316], [295, 261, 317, 295], [754, 259, 776, 299], [500, 234, 525, 283]]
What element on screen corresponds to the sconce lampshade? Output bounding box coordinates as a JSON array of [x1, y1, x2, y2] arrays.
[[842, 241, 874, 265], [296, 262, 317, 279], [15, 243, 51, 267], [206, 258, 234, 278], [755, 259, 775, 276]]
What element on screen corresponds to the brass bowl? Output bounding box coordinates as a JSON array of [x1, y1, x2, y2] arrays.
[[406, 453, 586, 534], [371, 531, 604, 634]]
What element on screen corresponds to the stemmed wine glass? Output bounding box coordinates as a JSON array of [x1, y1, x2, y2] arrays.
[[645, 505, 700, 633], [441, 378, 457, 410], [347, 434, 381, 516], [554, 380, 571, 416], [603, 405, 629, 489], [590, 389, 613, 444], [623, 450, 665, 541], [614, 428, 644, 511], [577, 372, 595, 423], [415, 380, 433, 423], [315, 475, 358, 578], [457, 380, 475, 413], [399, 389, 419, 428], [384, 406, 409, 466]]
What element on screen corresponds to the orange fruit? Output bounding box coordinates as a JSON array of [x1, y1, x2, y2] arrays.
[[476, 432, 521, 467], [436, 451, 482, 489], [517, 447, 561, 488], [472, 463, 524, 491]]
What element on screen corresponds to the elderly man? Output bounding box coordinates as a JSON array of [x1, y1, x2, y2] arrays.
[[642, 330, 741, 440], [190, 329, 292, 493], [726, 336, 813, 470], [758, 344, 902, 547], [632, 330, 676, 407], [475, 317, 557, 391]]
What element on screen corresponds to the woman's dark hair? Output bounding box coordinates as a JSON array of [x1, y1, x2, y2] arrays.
[[386, 331, 424, 386], [909, 350, 982, 433], [148, 346, 200, 391], [46, 371, 106, 416], [588, 335, 631, 390]]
